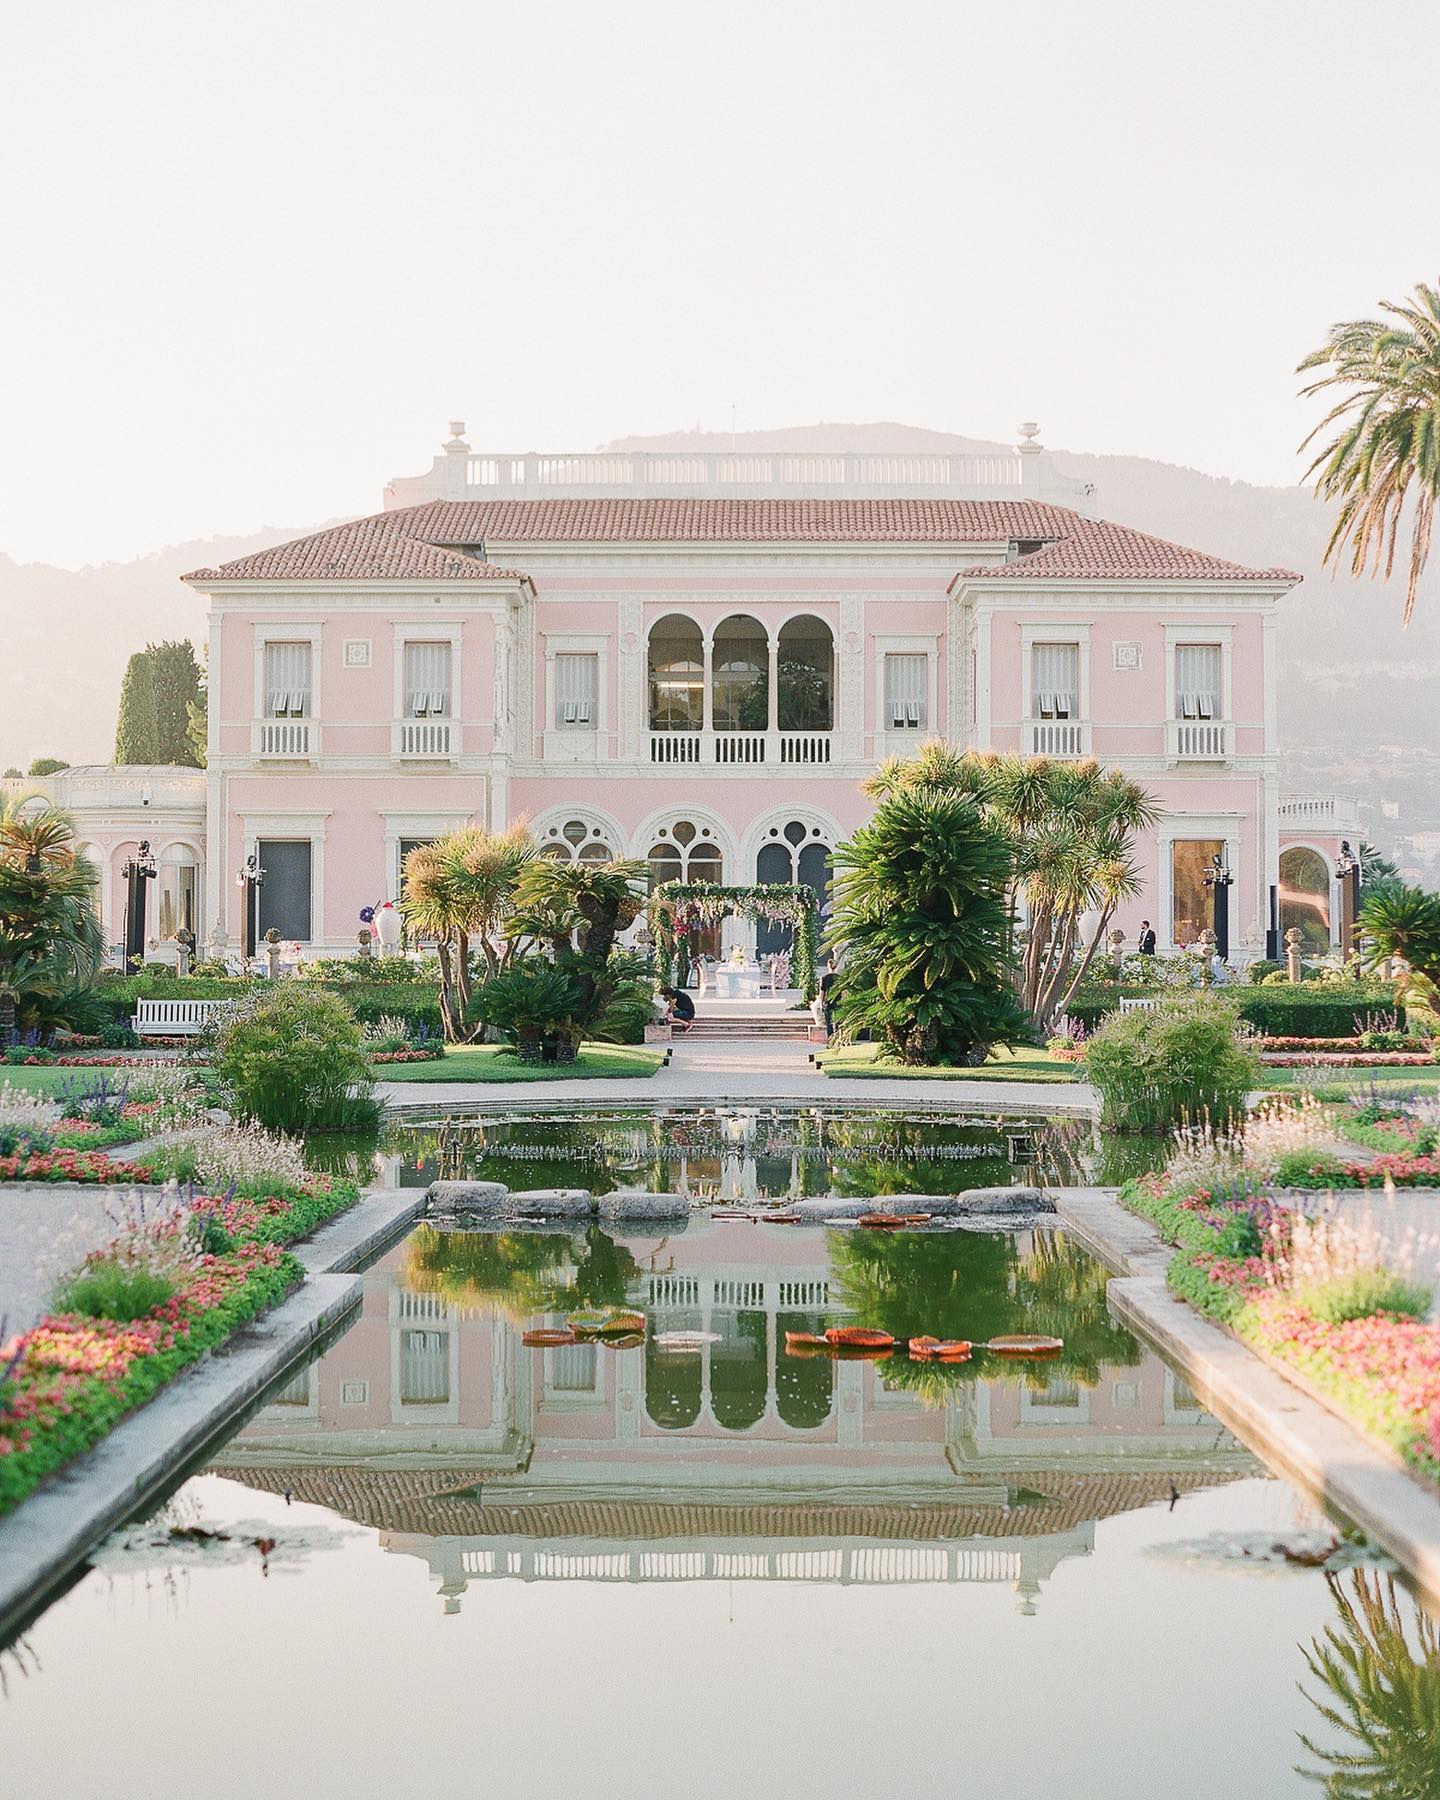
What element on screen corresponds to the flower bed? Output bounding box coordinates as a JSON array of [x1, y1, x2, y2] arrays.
[[1261, 1051, 1437, 1067], [1123, 1172, 1440, 1486], [368, 1047, 445, 1065], [0, 1174, 357, 1515], [0, 1146, 158, 1184]]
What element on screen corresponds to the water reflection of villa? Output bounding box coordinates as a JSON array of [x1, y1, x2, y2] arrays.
[[216, 1223, 1253, 1613]]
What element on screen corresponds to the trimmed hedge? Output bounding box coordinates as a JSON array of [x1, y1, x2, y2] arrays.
[[1068, 983, 1402, 1039], [91, 975, 444, 1039]]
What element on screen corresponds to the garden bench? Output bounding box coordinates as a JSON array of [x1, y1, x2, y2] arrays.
[[131, 998, 227, 1038], [1117, 996, 1161, 1014]]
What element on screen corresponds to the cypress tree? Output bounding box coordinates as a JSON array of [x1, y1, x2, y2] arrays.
[[114, 640, 204, 766]]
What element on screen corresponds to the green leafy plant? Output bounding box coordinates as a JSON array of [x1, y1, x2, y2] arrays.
[[399, 826, 538, 1039], [213, 985, 377, 1132], [1084, 995, 1259, 1133], [1295, 1270, 1431, 1326], [469, 959, 580, 1061], [1360, 883, 1440, 987], [827, 788, 1029, 1065], [53, 1258, 177, 1322]]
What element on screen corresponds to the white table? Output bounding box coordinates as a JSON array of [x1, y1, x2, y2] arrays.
[[714, 963, 762, 1000]]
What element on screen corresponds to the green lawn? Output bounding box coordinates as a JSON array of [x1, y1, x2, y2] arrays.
[[817, 1043, 1084, 1083], [0, 1064, 130, 1096], [1261, 1065, 1440, 1095], [373, 1043, 666, 1083]]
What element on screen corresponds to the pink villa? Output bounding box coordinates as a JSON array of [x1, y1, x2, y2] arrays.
[[21, 425, 1356, 962]]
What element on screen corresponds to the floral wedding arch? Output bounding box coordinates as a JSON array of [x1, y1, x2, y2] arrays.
[[647, 881, 821, 999]]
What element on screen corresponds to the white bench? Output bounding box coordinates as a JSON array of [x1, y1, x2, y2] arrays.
[[1117, 996, 1161, 1014], [132, 998, 226, 1038]]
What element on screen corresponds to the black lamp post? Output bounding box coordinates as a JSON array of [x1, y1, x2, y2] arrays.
[[1202, 851, 1234, 964], [236, 852, 266, 962], [1336, 840, 1361, 960], [121, 840, 157, 968]]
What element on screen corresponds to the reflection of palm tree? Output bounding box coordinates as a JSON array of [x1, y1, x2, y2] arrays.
[[1297, 1570, 1440, 1796]]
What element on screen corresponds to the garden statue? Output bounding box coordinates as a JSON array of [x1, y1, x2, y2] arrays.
[[374, 900, 403, 956], [174, 926, 195, 978], [1107, 928, 1126, 972], [356, 926, 373, 958], [264, 926, 282, 980], [1285, 926, 1305, 984]]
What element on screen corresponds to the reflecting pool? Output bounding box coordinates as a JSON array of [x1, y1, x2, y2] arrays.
[[359, 1103, 1168, 1199], [5, 1214, 1436, 1798]]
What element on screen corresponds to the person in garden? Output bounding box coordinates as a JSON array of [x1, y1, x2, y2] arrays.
[[820, 954, 839, 1035], [1137, 920, 1157, 956], [660, 985, 695, 1032]]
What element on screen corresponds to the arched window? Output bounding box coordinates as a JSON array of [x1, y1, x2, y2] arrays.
[[776, 616, 834, 731], [536, 817, 617, 866], [1279, 846, 1332, 951], [711, 614, 768, 732], [646, 819, 723, 889], [775, 1312, 835, 1429], [156, 843, 200, 940], [754, 819, 832, 954], [648, 615, 704, 731], [710, 1310, 769, 1432]]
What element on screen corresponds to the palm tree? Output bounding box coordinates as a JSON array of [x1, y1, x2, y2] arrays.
[[1358, 882, 1440, 987], [510, 857, 649, 1040], [0, 796, 103, 1043], [400, 825, 537, 1039], [1299, 282, 1440, 627], [865, 745, 1159, 1030], [1297, 1569, 1440, 1796]]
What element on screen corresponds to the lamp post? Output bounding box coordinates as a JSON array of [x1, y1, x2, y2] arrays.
[[1202, 851, 1234, 964], [121, 841, 157, 969], [1336, 840, 1361, 961], [235, 851, 266, 963]]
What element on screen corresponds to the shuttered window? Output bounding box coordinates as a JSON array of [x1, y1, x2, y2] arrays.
[[264, 642, 311, 717], [404, 642, 452, 718], [1175, 644, 1222, 720], [1031, 642, 1079, 719], [555, 653, 598, 728], [883, 654, 927, 728]]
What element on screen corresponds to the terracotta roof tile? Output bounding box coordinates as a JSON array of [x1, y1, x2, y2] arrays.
[[183, 497, 1298, 584], [953, 515, 1297, 583]]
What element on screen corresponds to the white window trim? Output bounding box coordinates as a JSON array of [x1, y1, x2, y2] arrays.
[[545, 634, 608, 733], [384, 811, 474, 901], [1164, 623, 1233, 722], [1020, 623, 1091, 721], [252, 624, 322, 723], [239, 811, 328, 948], [392, 622, 463, 726], [873, 635, 937, 746], [1159, 813, 1242, 955]]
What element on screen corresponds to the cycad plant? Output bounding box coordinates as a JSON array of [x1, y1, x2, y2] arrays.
[[509, 857, 649, 1042], [865, 744, 1158, 1031], [1299, 282, 1440, 627], [828, 788, 1027, 1065], [1296, 1570, 1440, 1796], [1358, 882, 1440, 987], [0, 797, 104, 1044]]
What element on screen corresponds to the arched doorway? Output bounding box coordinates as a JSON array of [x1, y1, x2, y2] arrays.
[[711, 614, 769, 733], [647, 615, 704, 732], [754, 818, 832, 956], [776, 616, 834, 731], [1279, 846, 1332, 952], [647, 819, 725, 959]]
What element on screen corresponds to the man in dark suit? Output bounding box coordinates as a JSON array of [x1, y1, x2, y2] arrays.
[[1137, 921, 1157, 956]]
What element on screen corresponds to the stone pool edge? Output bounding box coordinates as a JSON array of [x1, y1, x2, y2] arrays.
[[0, 1186, 424, 1646], [1052, 1186, 1440, 1616]]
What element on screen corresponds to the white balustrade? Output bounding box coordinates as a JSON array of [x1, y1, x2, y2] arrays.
[[395, 719, 454, 758], [648, 732, 702, 765], [645, 730, 835, 767], [459, 448, 1026, 495], [1025, 719, 1090, 758], [779, 730, 832, 765], [255, 719, 313, 758], [713, 732, 767, 766], [1167, 719, 1230, 761]]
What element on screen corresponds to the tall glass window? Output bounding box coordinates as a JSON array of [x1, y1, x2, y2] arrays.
[[1279, 846, 1332, 951], [1175, 645, 1222, 720], [1171, 838, 1223, 947], [263, 642, 311, 717], [256, 839, 313, 941], [883, 654, 927, 729], [555, 653, 598, 728], [776, 617, 833, 730], [711, 615, 768, 731], [403, 642, 452, 717], [1031, 643, 1080, 719], [647, 616, 704, 730], [156, 844, 198, 940]]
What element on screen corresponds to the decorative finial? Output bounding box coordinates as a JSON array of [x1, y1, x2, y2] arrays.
[[448, 420, 466, 440], [1018, 421, 1040, 444]]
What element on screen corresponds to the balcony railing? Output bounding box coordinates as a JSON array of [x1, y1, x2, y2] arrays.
[[1025, 719, 1091, 759], [1167, 719, 1230, 761], [1278, 793, 1360, 829], [646, 730, 835, 767], [394, 718, 454, 759], [254, 719, 314, 758]]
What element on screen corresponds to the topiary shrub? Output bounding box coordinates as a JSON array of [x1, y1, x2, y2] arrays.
[[1083, 995, 1259, 1134], [213, 985, 377, 1132]]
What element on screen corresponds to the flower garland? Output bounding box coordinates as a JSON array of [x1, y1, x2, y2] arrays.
[[648, 882, 821, 998]]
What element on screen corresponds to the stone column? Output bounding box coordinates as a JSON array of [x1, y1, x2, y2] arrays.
[[1285, 927, 1304, 983]]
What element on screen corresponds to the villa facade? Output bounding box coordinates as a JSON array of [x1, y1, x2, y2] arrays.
[[20, 426, 1357, 961]]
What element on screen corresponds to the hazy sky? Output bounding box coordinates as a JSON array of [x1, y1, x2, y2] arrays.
[[3, 0, 1436, 568]]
